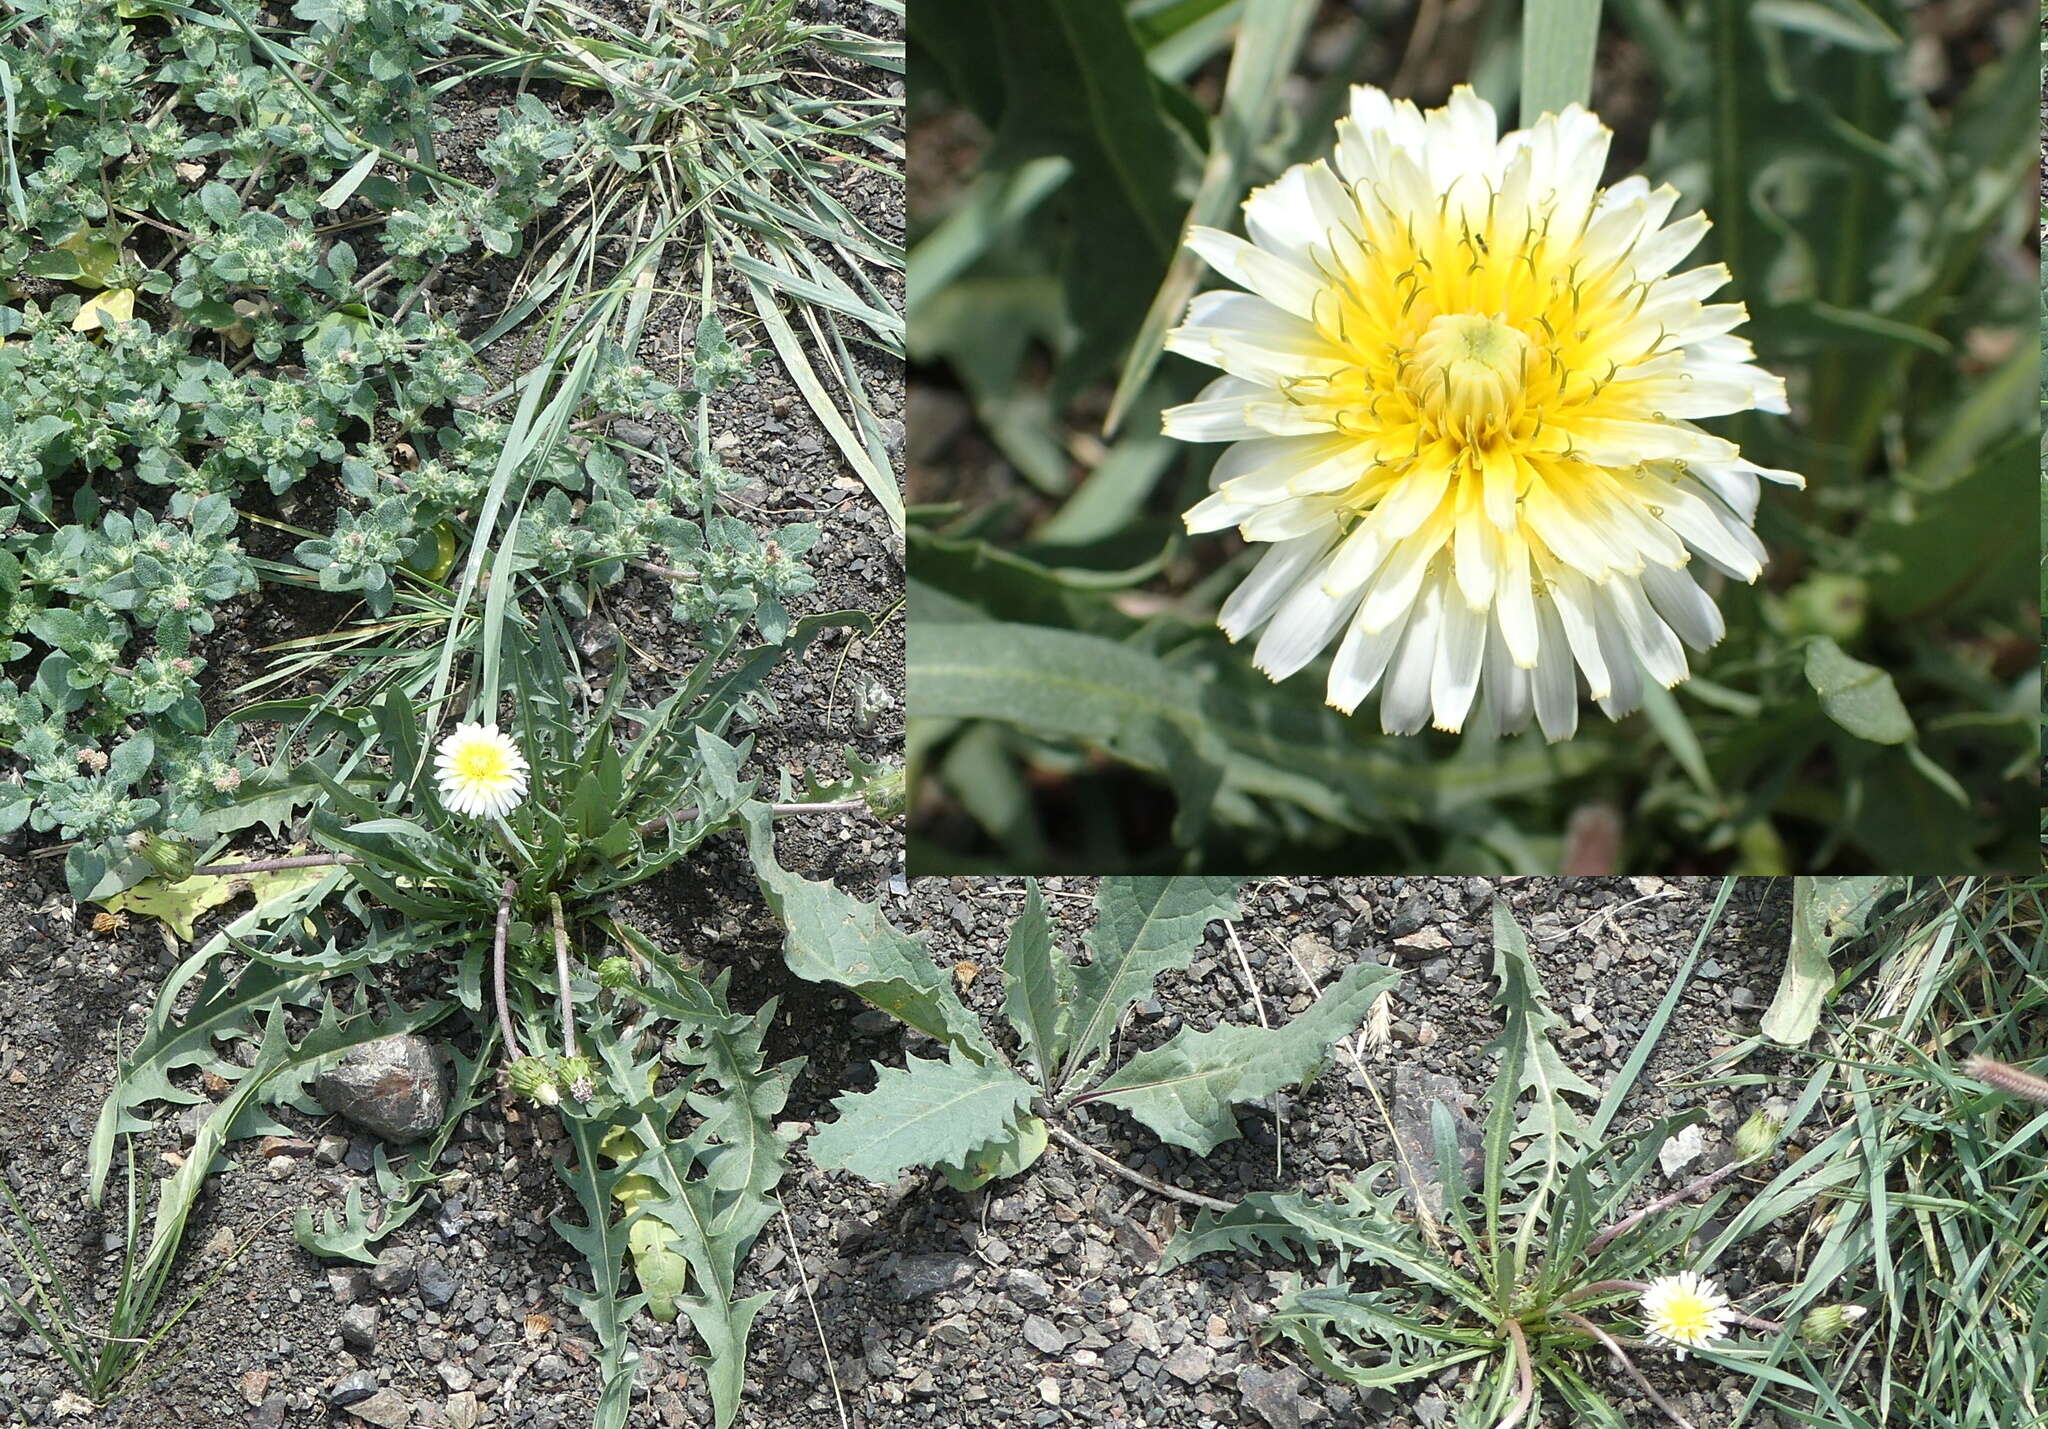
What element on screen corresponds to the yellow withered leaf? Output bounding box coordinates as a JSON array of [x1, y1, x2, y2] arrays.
[[96, 859, 334, 942], [72, 288, 136, 332]]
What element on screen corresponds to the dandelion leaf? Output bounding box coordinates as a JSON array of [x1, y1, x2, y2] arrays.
[[811, 1053, 1035, 1185], [1061, 876, 1241, 1089], [1086, 958, 1399, 1154]]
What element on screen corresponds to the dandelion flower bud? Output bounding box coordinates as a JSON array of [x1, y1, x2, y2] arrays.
[[507, 1055, 560, 1106], [595, 957, 637, 990], [557, 1055, 596, 1104], [1799, 1304, 1868, 1344], [862, 765, 907, 822], [1734, 1109, 1785, 1161], [130, 831, 195, 881]]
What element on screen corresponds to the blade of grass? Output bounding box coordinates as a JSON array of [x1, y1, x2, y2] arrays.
[[1520, 0, 1602, 124], [1104, 0, 1318, 435]]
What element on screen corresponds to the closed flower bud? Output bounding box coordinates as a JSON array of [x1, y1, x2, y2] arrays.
[[1799, 1304, 1867, 1344], [1734, 1109, 1784, 1162], [595, 957, 636, 990], [507, 1055, 560, 1106], [131, 831, 195, 881], [862, 765, 906, 822]]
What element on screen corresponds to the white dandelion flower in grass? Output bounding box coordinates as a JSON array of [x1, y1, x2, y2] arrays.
[[1639, 1271, 1735, 1358], [434, 722, 529, 819], [1164, 84, 1803, 738]]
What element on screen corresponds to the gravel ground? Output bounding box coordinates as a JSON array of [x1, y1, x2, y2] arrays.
[[1, 876, 1835, 1428]]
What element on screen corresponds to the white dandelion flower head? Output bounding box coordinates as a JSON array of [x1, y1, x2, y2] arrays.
[[433, 722, 529, 819], [1164, 84, 1804, 739], [1639, 1270, 1735, 1358]]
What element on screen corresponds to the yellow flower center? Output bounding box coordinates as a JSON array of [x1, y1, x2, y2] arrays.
[[1412, 312, 1531, 442], [451, 742, 510, 784], [1656, 1290, 1715, 1339]]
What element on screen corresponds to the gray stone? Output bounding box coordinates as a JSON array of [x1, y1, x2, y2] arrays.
[[1162, 1343, 1214, 1385], [340, 1303, 379, 1350], [1004, 1268, 1054, 1310], [415, 1256, 459, 1308], [312, 1035, 447, 1143], [1389, 892, 1431, 937], [249, 1393, 288, 1429], [346, 1389, 413, 1428], [888, 1252, 975, 1302], [370, 1245, 418, 1295], [1238, 1366, 1307, 1429], [1022, 1314, 1065, 1354], [329, 1371, 380, 1406]]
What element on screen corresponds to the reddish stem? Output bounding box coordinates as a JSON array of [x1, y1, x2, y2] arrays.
[[190, 853, 360, 876], [1584, 1157, 1752, 1259]]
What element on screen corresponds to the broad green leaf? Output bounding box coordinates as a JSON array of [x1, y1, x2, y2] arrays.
[[909, 622, 1229, 846], [1059, 876, 1241, 1092], [1000, 881, 1069, 1085], [1759, 876, 1904, 1045], [743, 805, 994, 1062], [939, 1113, 1050, 1192], [810, 1054, 1035, 1184], [1804, 638, 1914, 744], [1084, 958, 1400, 1154]]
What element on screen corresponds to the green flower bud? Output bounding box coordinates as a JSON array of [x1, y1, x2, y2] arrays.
[[506, 1055, 560, 1106], [1799, 1304, 1867, 1344], [595, 956, 636, 990], [862, 765, 906, 823], [131, 831, 195, 881], [1734, 1109, 1784, 1162]]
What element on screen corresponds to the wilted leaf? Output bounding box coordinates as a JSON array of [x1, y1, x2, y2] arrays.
[[1759, 876, 1904, 1045], [96, 860, 334, 943], [71, 287, 135, 331]]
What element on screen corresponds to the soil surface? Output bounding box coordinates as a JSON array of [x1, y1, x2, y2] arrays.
[[1, 876, 1836, 1428]]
